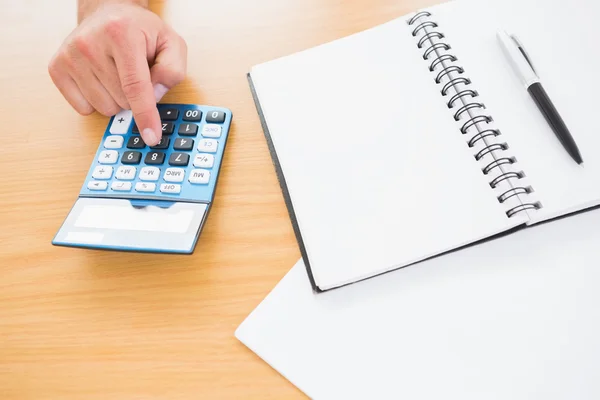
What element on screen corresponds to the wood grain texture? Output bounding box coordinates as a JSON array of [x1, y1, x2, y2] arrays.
[[0, 0, 440, 398]]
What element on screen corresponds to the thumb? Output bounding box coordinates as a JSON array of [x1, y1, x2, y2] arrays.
[[150, 29, 187, 102]]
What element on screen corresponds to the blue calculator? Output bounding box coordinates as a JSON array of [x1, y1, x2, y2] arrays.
[[53, 103, 232, 253]]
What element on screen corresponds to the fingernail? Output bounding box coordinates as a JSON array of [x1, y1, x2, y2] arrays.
[[142, 128, 159, 146], [153, 83, 169, 102]]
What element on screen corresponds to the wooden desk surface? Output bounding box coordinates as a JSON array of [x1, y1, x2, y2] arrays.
[[0, 0, 438, 397]]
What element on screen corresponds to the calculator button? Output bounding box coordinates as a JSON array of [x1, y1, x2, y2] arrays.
[[127, 136, 146, 149], [160, 183, 181, 194], [161, 122, 174, 135], [160, 108, 178, 120], [92, 166, 113, 179], [109, 110, 133, 134], [201, 124, 222, 138], [178, 123, 198, 136], [104, 136, 124, 149], [98, 150, 118, 164], [139, 166, 160, 181], [135, 182, 156, 192], [116, 166, 136, 180], [168, 153, 189, 166], [163, 168, 185, 182], [193, 154, 214, 168], [121, 151, 142, 164], [189, 169, 210, 184], [111, 181, 132, 191], [173, 138, 194, 151], [151, 137, 170, 149], [132, 123, 139, 133], [197, 139, 218, 153], [182, 109, 202, 121], [145, 151, 165, 165], [206, 110, 226, 123], [87, 181, 108, 190]]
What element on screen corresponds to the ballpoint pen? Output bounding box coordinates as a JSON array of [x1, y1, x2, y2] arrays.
[[497, 30, 583, 165]]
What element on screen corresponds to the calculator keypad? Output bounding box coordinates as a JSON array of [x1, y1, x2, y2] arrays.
[[139, 167, 160, 181], [193, 154, 214, 168], [88, 181, 108, 190], [145, 151, 165, 165], [202, 124, 221, 138], [121, 151, 141, 164], [151, 137, 170, 149], [92, 166, 113, 179], [127, 136, 145, 149], [160, 108, 178, 120], [164, 168, 185, 182], [84, 104, 231, 202], [111, 181, 131, 191], [99, 150, 119, 164], [116, 166, 136, 180], [174, 138, 194, 150], [160, 183, 181, 194], [197, 139, 218, 153], [206, 110, 226, 124], [162, 122, 174, 135], [109, 110, 133, 134], [183, 109, 202, 121], [104, 136, 124, 148], [178, 123, 198, 136], [189, 169, 210, 184], [136, 182, 156, 192]]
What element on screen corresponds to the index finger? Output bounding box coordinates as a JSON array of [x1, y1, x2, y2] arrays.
[[113, 35, 162, 146]]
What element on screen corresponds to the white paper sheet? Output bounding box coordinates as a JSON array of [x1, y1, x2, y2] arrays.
[[236, 206, 600, 399]]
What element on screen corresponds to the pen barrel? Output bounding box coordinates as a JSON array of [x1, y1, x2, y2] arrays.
[[497, 31, 538, 88], [527, 82, 583, 164]]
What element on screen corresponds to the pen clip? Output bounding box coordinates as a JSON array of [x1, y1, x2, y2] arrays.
[[510, 34, 537, 75]]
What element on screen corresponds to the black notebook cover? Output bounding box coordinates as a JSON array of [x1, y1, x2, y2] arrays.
[[247, 72, 323, 292]]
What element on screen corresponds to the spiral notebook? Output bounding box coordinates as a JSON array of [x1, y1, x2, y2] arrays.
[[248, 0, 600, 291]]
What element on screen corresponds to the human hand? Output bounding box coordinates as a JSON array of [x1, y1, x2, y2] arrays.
[[48, 0, 187, 146]]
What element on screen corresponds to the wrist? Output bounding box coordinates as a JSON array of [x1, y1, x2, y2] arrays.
[[77, 0, 149, 23]]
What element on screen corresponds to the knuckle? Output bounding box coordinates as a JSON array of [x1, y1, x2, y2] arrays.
[[47, 57, 60, 79], [104, 16, 128, 42], [60, 47, 77, 70], [121, 74, 146, 99], [73, 35, 91, 57], [50, 49, 70, 70]]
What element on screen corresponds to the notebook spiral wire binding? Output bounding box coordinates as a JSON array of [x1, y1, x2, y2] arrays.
[[407, 11, 542, 218]]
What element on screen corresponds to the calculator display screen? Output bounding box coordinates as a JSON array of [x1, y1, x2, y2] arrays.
[[74, 204, 193, 233], [53, 197, 208, 253]]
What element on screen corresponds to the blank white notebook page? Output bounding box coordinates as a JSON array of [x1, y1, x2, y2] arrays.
[[249, 16, 524, 290], [236, 207, 600, 399], [429, 0, 600, 223]]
